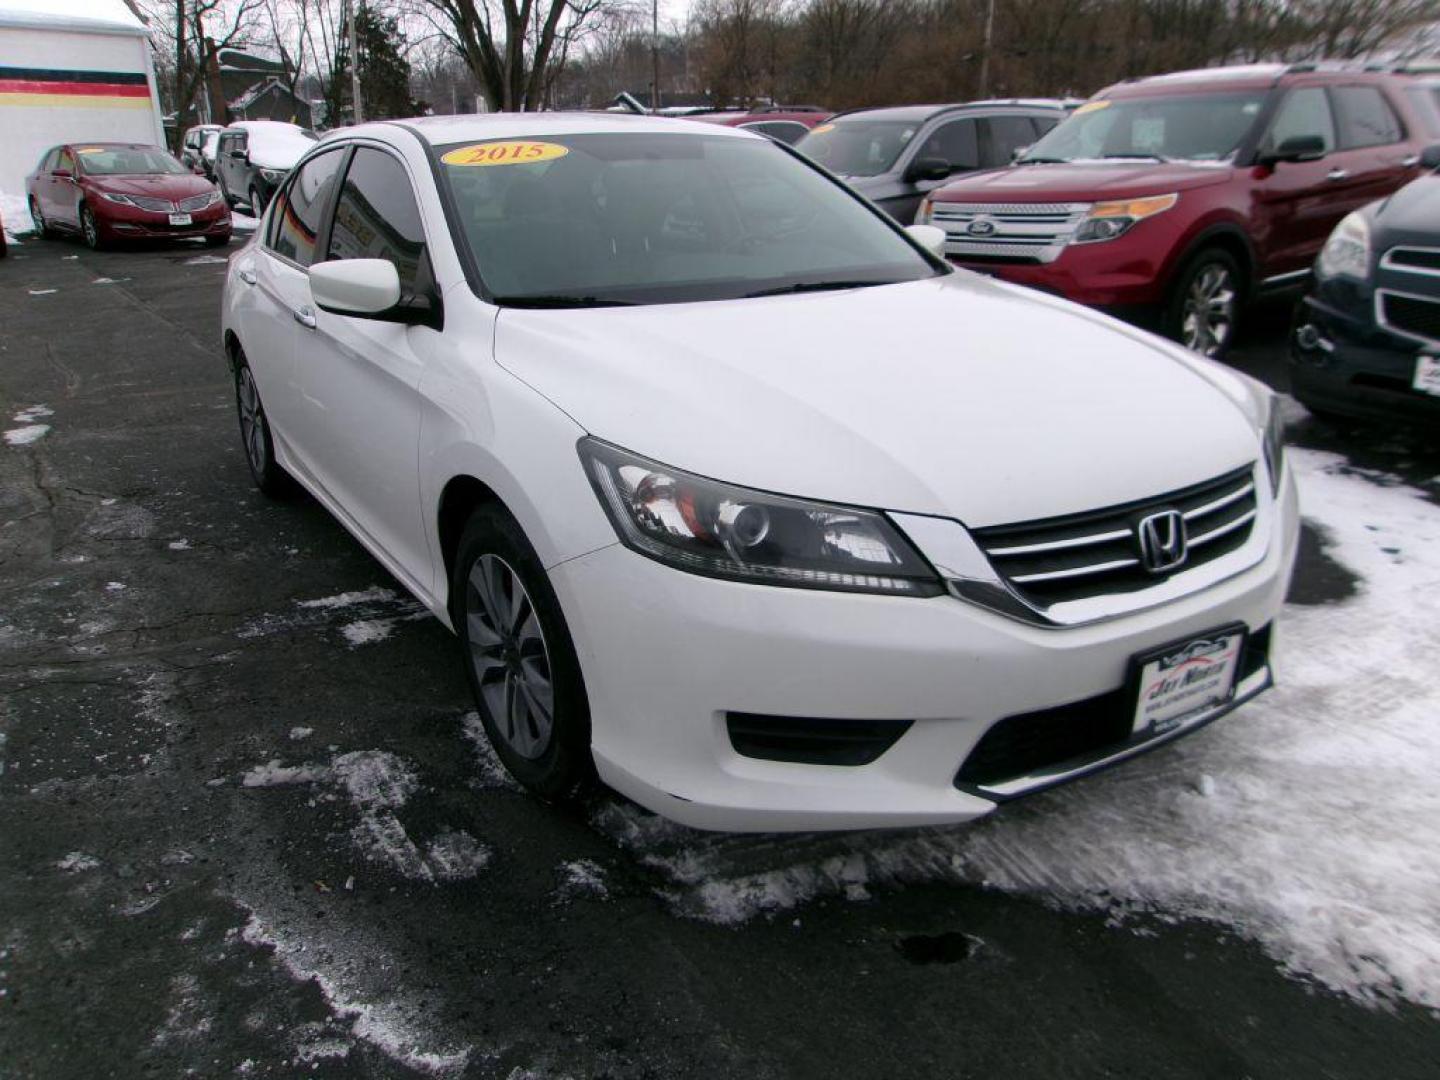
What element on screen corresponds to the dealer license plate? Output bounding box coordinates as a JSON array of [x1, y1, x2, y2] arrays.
[[1414, 355, 1440, 397], [1131, 628, 1244, 736], [169, 212, 192, 226]]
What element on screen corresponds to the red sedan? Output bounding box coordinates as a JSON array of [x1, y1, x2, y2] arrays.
[[686, 107, 832, 145], [26, 142, 231, 250]]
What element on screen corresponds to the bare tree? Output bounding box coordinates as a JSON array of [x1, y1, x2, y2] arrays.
[[136, 0, 265, 144], [410, 0, 611, 111]]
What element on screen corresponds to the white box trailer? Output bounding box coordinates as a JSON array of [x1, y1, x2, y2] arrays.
[[0, 0, 164, 200]]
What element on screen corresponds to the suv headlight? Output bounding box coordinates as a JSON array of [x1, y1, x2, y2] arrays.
[[1316, 211, 1370, 280], [1072, 193, 1178, 244], [580, 439, 943, 596], [1261, 393, 1286, 496]]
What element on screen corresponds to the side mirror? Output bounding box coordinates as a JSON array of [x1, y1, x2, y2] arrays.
[[309, 259, 401, 316], [904, 156, 953, 184], [1422, 144, 1440, 170], [905, 223, 947, 258], [1261, 134, 1326, 167]]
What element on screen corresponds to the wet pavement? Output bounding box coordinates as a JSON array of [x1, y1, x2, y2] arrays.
[[2, 236, 1438, 1079]]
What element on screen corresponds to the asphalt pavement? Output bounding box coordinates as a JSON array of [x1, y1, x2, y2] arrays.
[[2, 235, 1438, 1079]]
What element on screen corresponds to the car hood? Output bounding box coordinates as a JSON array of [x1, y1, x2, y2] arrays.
[[1372, 172, 1440, 242], [494, 274, 1261, 528], [933, 161, 1233, 204], [85, 173, 214, 198]]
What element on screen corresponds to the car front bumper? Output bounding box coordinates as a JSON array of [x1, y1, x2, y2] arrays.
[[99, 201, 231, 241], [549, 467, 1300, 832], [1291, 293, 1440, 423]]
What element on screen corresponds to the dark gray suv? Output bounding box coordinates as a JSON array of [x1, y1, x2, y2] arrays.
[[795, 99, 1077, 224]]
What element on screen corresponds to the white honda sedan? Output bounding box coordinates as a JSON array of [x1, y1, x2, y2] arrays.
[[221, 114, 1298, 832]]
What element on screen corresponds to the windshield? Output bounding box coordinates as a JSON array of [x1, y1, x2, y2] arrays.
[[202, 131, 220, 157], [794, 119, 921, 177], [78, 147, 188, 175], [1021, 93, 1266, 163], [439, 132, 940, 306]]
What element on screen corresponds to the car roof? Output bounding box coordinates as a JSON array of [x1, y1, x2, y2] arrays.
[[1101, 61, 1406, 99], [830, 100, 1072, 122], [340, 112, 760, 146]]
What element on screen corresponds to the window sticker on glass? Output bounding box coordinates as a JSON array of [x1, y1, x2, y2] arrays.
[[1074, 100, 1111, 116], [809, 123, 835, 135], [441, 141, 569, 167]]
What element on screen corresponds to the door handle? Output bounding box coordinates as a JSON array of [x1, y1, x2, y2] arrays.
[[293, 305, 317, 330], [1400, 154, 1420, 168], [237, 264, 257, 285], [1326, 168, 1349, 181]]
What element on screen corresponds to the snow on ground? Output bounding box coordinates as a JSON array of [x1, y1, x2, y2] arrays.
[[1, 190, 31, 243], [596, 448, 1440, 1010], [231, 211, 259, 233]]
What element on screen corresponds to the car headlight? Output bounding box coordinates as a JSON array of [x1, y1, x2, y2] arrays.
[[100, 192, 135, 206], [1316, 211, 1370, 280], [1072, 193, 1178, 244], [259, 168, 282, 183], [1261, 393, 1285, 496], [580, 438, 943, 596]]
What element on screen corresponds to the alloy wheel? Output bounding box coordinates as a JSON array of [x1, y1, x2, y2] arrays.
[[81, 207, 99, 249], [1180, 263, 1236, 357], [236, 366, 267, 475], [465, 554, 554, 760]]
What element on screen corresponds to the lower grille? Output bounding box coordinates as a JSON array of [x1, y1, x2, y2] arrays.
[[726, 712, 912, 766], [955, 625, 1271, 791], [929, 201, 1090, 264], [1378, 290, 1440, 344], [972, 465, 1258, 607]]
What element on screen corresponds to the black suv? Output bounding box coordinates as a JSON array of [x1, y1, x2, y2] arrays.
[[214, 121, 317, 215], [794, 99, 1076, 223], [1292, 144, 1440, 425]]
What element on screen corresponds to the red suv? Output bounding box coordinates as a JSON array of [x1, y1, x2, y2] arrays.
[[919, 64, 1440, 356]]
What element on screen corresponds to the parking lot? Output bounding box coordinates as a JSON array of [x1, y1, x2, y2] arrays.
[[2, 232, 1439, 1079]]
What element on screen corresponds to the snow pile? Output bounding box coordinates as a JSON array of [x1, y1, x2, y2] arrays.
[[5, 405, 52, 447], [601, 448, 1440, 1009], [1, 190, 30, 242], [55, 852, 101, 873], [297, 586, 400, 610], [238, 585, 425, 641], [341, 618, 395, 647], [555, 859, 609, 901]]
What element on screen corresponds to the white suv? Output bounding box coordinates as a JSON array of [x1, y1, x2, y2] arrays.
[[221, 114, 1298, 832]]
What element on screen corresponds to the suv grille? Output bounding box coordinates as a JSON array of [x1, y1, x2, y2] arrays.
[[128, 194, 176, 212], [928, 202, 1090, 264], [1378, 290, 1440, 344], [971, 465, 1257, 607], [1382, 246, 1440, 274]]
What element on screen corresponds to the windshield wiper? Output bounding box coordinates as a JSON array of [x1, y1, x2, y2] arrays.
[[1099, 152, 1173, 163], [493, 294, 635, 308], [743, 279, 899, 299], [1017, 156, 1071, 165]]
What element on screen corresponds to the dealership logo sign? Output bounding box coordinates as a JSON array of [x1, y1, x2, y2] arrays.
[[1137, 509, 1188, 573]]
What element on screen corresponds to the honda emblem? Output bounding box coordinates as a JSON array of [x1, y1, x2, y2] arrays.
[[1137, 510, 1188, 573]]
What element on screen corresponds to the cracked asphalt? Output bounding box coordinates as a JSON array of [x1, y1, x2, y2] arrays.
[[2, 235, 1438, 1079]]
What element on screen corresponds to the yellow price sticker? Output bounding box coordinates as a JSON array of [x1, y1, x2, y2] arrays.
[[1073, 100, 1111, 116], [808, 123, 835, 135], [79, 147, 107, 153], [441, 141, 569, 167]]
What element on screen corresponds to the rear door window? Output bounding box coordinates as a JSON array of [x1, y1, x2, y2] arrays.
[[326, 147, 428, 296], [1332, 86, 1404, 148], [268, 148, 345, 266]]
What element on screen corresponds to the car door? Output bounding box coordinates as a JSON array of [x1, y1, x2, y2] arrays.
[[222, 131, 248, 194], [51, 148, 81, 227], [288, 144, 437, 579], [893, 116, 981, 223], [1330, 83, 1418, 204], [235, 146, 348, 464], [32, 148, 58, 218], [1252, 86, 1348, 278]]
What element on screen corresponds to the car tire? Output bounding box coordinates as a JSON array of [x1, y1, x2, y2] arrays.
[[249, 185, 266, 215], [233, 352, 292, 497], [450, 505, 594, 802], [29, 196, 56, 239], [206, 232, 231, 248], [79, 204, 104, 250], [1164, 248, 1242, 359]]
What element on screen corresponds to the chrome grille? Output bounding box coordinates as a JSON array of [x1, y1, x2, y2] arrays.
[[972, 465, 1258, 606], [929, 201, 1090, 264], [128, 194, 176, 212], [177, 192, 214, 212]]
